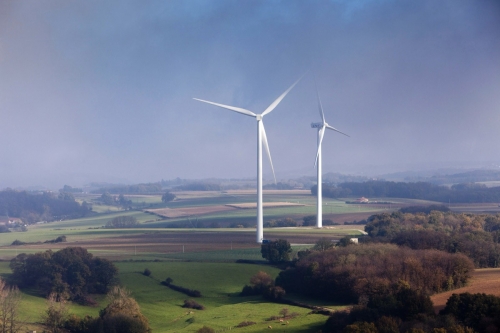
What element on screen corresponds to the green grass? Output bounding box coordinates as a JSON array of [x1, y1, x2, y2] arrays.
[[0, 260, 338, 333]]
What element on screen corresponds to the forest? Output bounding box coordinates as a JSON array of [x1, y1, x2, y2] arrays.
[[363, 211, 500, 267], [275, 243, 473, 304], [312, 180, 500, 203], [0, 189, 92, 223], [262, 209, 500, 332]]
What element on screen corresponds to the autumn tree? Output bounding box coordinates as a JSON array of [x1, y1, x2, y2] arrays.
[[43, 293, 68, 333], [0, 278, 22, 333], [313, 237, 335, 251], [97, 286, 151, 333]]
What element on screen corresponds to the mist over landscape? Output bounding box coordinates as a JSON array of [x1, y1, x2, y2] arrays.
[[1, 0, 499, 189]]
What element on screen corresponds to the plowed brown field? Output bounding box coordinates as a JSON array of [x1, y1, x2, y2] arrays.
[[430, 268, 500, 312]]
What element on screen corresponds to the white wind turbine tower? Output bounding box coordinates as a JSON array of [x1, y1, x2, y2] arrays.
[[194, 77, 302, 243], [311, 89, 349, 228]]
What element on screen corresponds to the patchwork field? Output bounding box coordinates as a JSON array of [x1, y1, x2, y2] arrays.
[[4, 190, 483, 332]]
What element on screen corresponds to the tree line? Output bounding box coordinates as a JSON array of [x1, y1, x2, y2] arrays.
[[312, 180, 500, 203], [92, 183, 162, 194], [0, 189, 92, 224], [173, 183, 221, 191]]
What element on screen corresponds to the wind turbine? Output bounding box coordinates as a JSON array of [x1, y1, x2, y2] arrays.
[[194, 77, 302, 243], [311, 89, 349, 228]]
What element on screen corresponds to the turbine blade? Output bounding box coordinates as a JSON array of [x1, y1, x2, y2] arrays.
[[261, 122, 276, 184], [193, 98, 256, 117], [317, 90, 326, 124], [261, 74, 305, 117], [326, 124, 350, 137], [313, 74, 326, 124], [314, 126, 326, 168]]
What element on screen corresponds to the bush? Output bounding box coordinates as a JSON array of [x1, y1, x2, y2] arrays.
[[161, 281, 201, 297], [143, 269, 151, 277], [197, 326, 215, 333], [236, 321, 256, 327], [182, 299, 205, 310], [263, 286, 286, 301]]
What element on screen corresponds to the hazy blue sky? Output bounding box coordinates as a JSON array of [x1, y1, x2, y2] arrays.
[[1, 0, 499, 188]]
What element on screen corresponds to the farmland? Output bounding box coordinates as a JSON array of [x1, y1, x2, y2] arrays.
[[0, 190, 371, 332], [2, 189, 497, 332]]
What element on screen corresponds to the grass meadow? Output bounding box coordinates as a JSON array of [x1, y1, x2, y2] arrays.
[[0, 259, 338, 332]]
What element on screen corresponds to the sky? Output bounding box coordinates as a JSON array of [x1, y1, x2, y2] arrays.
[[1, 0, 499, 189]]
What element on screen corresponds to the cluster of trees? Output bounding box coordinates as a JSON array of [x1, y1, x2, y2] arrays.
[[399, 204, 450, 214], [440, 293, 500, 332], [0, 189, 92, 224], [92, 183, 162, 194], [240, 271, 286, 301], [59, 185, 83, 193], [47, 286, 151, 333], [105, 216, 139, 228], [302, 215, 339, 226], [426, 169, 500, 185], [264, 217, 298, 228], [311, 184, 352, 198], [335, 180, 500, 203], [161, 191, 175, 203], [9, 247, 117, 303], [312, 180, 500, 203], [261, 239, 292, 263], [364, 211, 500, 267], [323, 291, 500, 333], [98, 193, 132, 208], [275, 243, 473, 304], [174, 183, 221, 191]]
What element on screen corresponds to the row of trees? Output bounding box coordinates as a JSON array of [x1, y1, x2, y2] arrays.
[[92, 183, 162, 194], [173, 183, 221, 191], [9, 247, 117, 303], [318, 180, 500, 203], [105, 216, 139, 228], [0, 189, 92, 224]]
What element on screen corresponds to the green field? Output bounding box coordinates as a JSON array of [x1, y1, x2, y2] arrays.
[[0, 259, 340, 332]]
